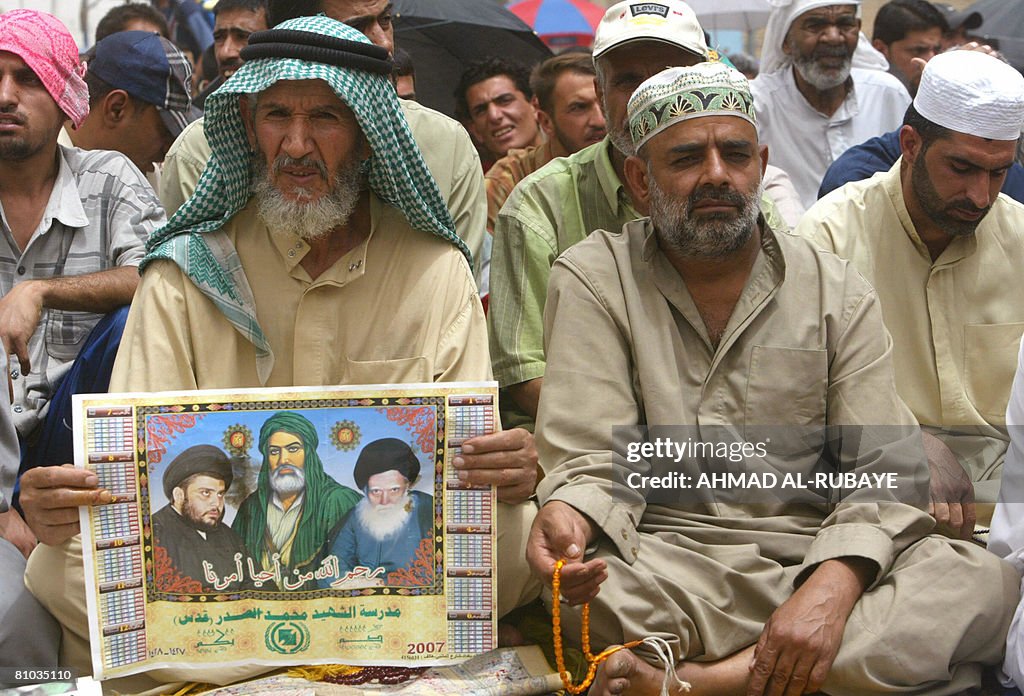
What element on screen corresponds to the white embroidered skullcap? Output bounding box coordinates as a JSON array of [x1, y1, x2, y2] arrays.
[[914, 51, 1024, 141], [760, 0, 859, 75], [628, 63, 755, 150]]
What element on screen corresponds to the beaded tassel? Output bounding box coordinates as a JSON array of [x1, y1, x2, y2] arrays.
[[551, 559, 692, 696], [551, 559, 644, 693]]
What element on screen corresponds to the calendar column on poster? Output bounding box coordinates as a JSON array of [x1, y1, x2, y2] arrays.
[[445, 394, 497, 655], [85, 406, 148, 671]]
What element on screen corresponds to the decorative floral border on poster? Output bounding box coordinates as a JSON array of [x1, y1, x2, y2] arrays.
[[145, 412, 205, 464], [376, 406, 436, 454]]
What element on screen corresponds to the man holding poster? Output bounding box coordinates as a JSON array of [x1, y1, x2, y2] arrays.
[[19, 15, 540, 693]]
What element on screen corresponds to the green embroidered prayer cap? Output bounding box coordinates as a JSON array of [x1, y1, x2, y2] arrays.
[[627, 62, 756, 151]]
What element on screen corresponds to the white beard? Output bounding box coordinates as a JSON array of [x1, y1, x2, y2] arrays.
[[252, 155, 363, 242], [356, 493, 413, 541], [270, 466, 306, 497], [789, 43, 852, 91]]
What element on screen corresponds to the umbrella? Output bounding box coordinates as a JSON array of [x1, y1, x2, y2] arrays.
[[393, 0, 553, 119], [686, 0, 772, 33], [964, 0, 1024, 72], [508, 0, 606, 51]]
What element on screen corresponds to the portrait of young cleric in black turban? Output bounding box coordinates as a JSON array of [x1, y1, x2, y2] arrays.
[[152, 444, 256, 593]]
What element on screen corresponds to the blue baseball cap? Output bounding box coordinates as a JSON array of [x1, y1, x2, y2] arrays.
[[87, 30, 201, 138]]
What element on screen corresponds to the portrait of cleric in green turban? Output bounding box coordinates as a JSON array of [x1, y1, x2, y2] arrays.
[[146, 404, 440, 595]]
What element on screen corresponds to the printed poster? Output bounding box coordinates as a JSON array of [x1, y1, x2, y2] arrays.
[[75, 382, 498, 681]]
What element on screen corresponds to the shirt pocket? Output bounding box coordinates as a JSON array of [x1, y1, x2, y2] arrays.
[[963, 323, 1024, 423], [744, 346, 828, 456], [344, 356, 431, 385], [45, 310, 103, 362]]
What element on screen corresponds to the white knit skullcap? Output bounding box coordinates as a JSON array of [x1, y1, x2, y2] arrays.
[[914, 51, 1024, 141], [628, 63, 755, 150]]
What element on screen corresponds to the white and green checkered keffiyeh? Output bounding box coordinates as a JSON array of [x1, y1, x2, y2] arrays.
[[143, 15, 466, 384]]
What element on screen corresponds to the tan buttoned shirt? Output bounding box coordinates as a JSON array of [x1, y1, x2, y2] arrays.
[[798, 162, 1024, 493], [111, 195, 489, 392]]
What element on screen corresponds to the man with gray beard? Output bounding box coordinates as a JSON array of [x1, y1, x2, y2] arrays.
[[19, 17, 542, 693], [647, 169, 764, 260], [233, 412, 359, 590], [252, 150, 363, 242], [489, 0, 800, 434], [750, 0, 911, 208], [525, 62, 1015, 696]]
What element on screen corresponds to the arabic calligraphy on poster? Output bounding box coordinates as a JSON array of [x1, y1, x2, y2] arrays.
[[76, 383, 497, 680]]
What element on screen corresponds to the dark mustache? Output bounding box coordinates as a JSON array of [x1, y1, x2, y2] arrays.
[[272, 155, 328, 180], [0, 110, 27, 126], [687, 187, 748, 211], [947, 199, 988, 215], [812, 45, 851, 59]]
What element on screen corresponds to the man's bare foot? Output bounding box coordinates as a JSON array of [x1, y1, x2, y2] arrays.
[[590, 647, 682, 696], [589, 643, 752, 696]]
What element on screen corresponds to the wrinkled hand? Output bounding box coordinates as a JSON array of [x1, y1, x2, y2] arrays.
[[525, 500, 605, 605], [0, 508, 37, 558], [454, 428, 538, 504], [19, 464, 111, 545], [922, 433, 975, 539], [0, 281, 44, 374], [748, 558, 870, 696]]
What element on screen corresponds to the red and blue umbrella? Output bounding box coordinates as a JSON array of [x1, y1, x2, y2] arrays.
[[508, 0, 606, 51]]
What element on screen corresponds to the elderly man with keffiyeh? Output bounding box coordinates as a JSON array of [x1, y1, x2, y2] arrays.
[[18, 15, 540, 693]]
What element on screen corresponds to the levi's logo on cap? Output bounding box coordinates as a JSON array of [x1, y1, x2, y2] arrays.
[[630, 3, 670, 18]]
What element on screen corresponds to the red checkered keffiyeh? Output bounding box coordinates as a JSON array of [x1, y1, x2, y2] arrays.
[[0, 9, 89, 127]]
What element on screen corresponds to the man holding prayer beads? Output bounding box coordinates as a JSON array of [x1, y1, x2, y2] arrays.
[[19, 15, 540, 694], [526, 61, 1016, 696]]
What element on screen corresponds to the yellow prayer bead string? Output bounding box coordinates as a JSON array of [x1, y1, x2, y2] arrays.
[[552, 558, 643, 694]]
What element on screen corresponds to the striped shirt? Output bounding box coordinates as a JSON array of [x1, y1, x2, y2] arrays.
[[0, 146, 165, 437]]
